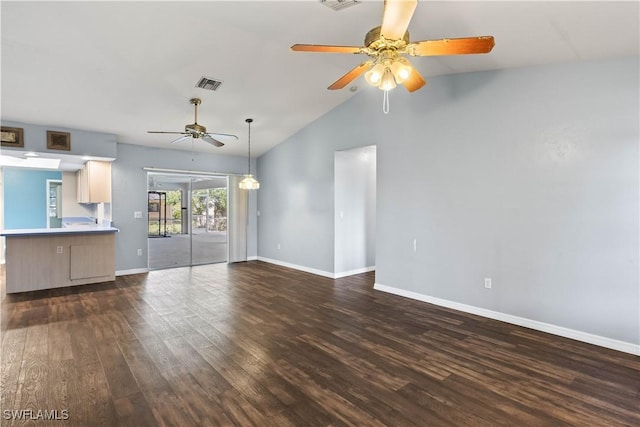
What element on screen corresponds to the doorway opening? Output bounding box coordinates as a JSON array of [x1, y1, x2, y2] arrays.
[[334, 145, 376, 277], [147, 173, 228, 270], [46, 179, 62, 228]]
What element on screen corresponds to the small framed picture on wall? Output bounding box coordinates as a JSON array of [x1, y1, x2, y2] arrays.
[[1, 127, 24, 148], [47, 130, 71, 151]]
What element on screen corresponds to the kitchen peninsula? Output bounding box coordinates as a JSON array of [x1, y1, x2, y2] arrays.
[[2, 226, 118, 293]]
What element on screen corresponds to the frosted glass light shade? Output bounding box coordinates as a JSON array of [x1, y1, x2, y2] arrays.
[[390, 59, 412, 83], [365, 63, 385, 86], [379, 68, 397, 91], [239, 174, 260, 190]]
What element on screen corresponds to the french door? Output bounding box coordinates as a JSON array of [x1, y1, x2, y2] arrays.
[[148, 172, 246, 270]]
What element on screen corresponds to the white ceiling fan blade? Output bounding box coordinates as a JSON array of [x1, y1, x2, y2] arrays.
[[208, 132, 238, 140], [202, 135, 224, 147], [148, 131, 188, 135], [170, 135, 192, 144]]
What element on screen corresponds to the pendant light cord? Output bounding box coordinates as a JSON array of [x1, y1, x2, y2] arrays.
[[383, 90, 390, 114], [246, 118, 253, 175]]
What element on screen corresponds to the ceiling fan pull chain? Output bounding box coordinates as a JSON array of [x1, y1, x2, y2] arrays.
[[383, 90, 390, 114]]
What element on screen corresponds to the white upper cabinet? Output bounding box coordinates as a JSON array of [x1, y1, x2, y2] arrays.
[[77, 160, 111, 203]]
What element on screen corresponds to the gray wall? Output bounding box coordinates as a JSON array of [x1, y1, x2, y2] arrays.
[[257, 56, 639, 345], [112, 143, 257, 272], [0, 121, 258, 272], [0, 120, 117, 158], [257, 105, 382, 273]]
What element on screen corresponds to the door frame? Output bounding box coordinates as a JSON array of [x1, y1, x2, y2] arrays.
[[46, 179, 62, 228]]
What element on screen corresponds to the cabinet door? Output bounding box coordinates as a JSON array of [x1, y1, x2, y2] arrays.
[[76, 166, 88, 203], [76, 161, 112, 203], [70, 243, 114, 280], [87, 161, 111, 203]]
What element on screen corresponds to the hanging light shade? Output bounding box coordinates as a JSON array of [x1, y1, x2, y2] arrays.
[[239, 118, 260, 190], [239, 175, 259, 190], [390, 57, 412, 83]]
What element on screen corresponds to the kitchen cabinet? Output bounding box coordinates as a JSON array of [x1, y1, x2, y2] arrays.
[[77, 160, 111, 203], [2, 228, 118, 293]]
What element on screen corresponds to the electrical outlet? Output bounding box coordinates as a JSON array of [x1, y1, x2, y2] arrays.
[[56, 246, 63, 254], [484, 278, 492, 289], [137, 249, 143, 256], [134, 211, 142, 219], [277, 243, 281, 250], [413, 239, 417, 253]]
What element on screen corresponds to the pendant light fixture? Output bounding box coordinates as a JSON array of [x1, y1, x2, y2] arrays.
[[238, 118, 260, 190]]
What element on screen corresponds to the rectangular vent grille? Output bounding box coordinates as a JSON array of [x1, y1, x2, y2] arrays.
[[195, 77, 223, 91], [321, 0, 360, 11]]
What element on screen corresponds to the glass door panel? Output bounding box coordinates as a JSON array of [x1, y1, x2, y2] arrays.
[[147, 174, 190, 269], [190, 177, 228, 265]]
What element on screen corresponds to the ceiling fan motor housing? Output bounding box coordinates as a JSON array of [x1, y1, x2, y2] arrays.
[[186, 123, 206, 135], [365, 26, 410, 50]]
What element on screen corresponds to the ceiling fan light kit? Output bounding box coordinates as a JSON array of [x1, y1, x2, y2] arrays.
[[291, 0, 495, 112], [239, 118, 260, 190]]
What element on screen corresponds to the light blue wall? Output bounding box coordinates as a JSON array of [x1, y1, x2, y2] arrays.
[[257, 56, 639, 346], [3, 168, 62, 229]]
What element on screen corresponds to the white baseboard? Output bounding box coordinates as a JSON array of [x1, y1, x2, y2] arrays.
[[247, 256, 258, 261], [374, 283, 639, 356], [334, 266, 376, 279], [257, 258, 375, 279], [257, 257, 335, 279], [116, 268, 149, 276]]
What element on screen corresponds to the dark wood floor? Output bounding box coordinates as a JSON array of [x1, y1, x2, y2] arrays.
[[1, 261, 638, 426]]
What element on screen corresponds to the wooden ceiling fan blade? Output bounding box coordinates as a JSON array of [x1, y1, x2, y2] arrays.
[[328, 61, 373, 90], [409, 36, 495, 56], [291, 44, 362, 54], [170, 135, 192, 144], [202, 135, 224, 147], [402, 68, 426, 92], [380, 0, 418, 40]]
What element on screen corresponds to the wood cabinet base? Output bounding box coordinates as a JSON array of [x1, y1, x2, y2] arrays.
[[5, 232, 116, 293]]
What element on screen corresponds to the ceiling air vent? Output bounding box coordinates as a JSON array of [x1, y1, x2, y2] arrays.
[[321, 0, 360, 12], [195, 76, 223, 91]]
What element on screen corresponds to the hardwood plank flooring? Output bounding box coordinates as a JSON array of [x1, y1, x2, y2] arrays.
[[1, 261, 639, 426]]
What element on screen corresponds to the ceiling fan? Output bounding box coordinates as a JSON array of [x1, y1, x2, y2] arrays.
[[148, 98, 237, 147], [291, 0, 495, 93]]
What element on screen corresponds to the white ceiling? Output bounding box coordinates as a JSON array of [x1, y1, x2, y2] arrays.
[[1, 1, 638, 157]]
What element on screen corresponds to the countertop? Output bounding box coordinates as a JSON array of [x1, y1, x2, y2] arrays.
[[1, 226, 119, 237]]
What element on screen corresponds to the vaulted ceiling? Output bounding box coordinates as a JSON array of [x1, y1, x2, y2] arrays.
[[1, 1, 638, 157]]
